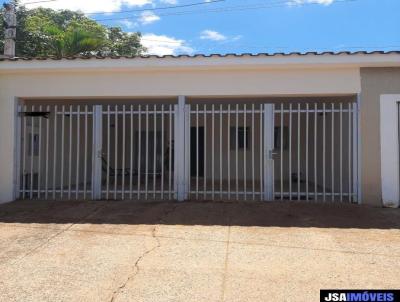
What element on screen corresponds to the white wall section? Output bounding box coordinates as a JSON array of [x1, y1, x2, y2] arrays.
[[380, 94, 400, 208]]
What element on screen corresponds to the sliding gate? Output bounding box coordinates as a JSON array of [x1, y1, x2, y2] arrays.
[[17, 100, 359, 202]]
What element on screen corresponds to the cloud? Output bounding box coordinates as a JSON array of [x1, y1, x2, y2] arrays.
[[138, 11, 161, 25], [231, 35, 243, 41], [20, 0, 153, 14], [159, 0, 178, 4], [141, 33, 194, 56], [119, 19, 136, 28], [287, 0, 335, 5], [200, 30, 227, 41]]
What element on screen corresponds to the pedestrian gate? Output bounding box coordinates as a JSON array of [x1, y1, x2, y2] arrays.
[[17, 99, 359, 202]]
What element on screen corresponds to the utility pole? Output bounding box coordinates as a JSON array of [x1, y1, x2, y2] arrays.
[[3, 3, 16, 57]]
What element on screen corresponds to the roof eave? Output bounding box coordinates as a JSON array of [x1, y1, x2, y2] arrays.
[[0, 52, 399, 73]]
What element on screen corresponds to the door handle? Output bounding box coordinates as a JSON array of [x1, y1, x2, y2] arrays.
[[268, 150, 278, 160]]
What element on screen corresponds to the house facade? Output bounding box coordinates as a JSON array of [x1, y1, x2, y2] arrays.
[[0, 52, 399, 207]]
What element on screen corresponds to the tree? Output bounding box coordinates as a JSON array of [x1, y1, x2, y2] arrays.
[[106, 27, 143, 56], [0, 1, 146, 57]]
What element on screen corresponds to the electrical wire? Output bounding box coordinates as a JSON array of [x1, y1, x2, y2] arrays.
[[86, 0, 225, 15], [22, 0, 57, 5], [94, 0, 359, 22]]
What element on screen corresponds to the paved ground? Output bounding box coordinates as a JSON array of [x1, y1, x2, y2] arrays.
[[0, 200, 399, 302]]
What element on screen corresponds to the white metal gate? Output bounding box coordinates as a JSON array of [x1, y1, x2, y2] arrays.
[[184, 103, 274, 201], [17, 99, 359, 202], [101, 104, 175, 200], [272, 102, 359, 202], [18, 104, 95, 200]]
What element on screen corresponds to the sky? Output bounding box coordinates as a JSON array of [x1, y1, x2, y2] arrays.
[[6, 0, 400, 56]]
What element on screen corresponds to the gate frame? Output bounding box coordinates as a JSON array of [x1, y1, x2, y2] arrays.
[[263, 104, 275, 201], [92, 105, 103, 200], [14, 97, 361, 203], [354, 94, 362, 204], [174, 96, 187, 201], [177, 99, 276, 201], [14, 98, 22, 200]]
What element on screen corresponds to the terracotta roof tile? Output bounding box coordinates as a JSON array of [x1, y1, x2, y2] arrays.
[[0, 51, 399, 61]]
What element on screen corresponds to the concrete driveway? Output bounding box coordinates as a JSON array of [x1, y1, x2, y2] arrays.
[[0, 200, 399, 302]]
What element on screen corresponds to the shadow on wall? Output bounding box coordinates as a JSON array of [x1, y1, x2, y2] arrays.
[[0, 200, 399, 229]]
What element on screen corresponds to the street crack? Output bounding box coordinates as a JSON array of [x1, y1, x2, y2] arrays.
[[109, 203, 179, 302]]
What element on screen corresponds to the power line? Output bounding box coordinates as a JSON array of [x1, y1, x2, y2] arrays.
[[86, 0, 225, 15], [18, 0, 224, 13], [22, 0, 57, 4], [94, 0, 359, 23]]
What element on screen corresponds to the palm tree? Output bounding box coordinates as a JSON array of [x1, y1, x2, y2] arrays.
[[44, 25, 105, 57]]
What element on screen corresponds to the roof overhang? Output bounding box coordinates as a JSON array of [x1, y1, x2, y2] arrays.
[[0, 52, 399, 73]]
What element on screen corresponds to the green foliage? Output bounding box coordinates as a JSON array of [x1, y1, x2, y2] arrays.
[[0, 1, 146, 57]]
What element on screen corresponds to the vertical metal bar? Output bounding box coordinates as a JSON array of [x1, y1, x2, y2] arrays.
[[288, 103, 292, 200], [130, 105, 134, 199], [220, 104, 223, 200], [161, 105, 165, 200], [196, 104, 199, 200], [52, 105, 58, 200], [305, 103, 309, 201], [145, 105, 149, 200], [355, 96, 361, 204], [340, 103, 343, 202], [60, 105, 65, 199], [252, 104, 255, 200], [122, 105, 126, 200], [114, 105, 118, 200], [83, 105, 88, 200], [138, 105, 142, 199], [38, 105, 43, 199], [185, 104, 190, 200], [175, 96, 186, 201], [203, 104, 207, 200], [331, 103, 335, 201], [30, 105, 35, 199], [212, 104, 215, 200], [348, 102, 352, 203], [45, 105, 50, 199], [280, 103, 284, 200], [91, 105, 103, 200], [297, 103, 301, 200], [21, 105, 27, 199], [174, 104, 178, 199], [15, 103, 22, 200], [352, 101, 359, 203], [68, 105, 72, 200], [323, 103, 326, 201], [75, 106, 80, 200], [168, 105, 172, 199], [314, 103, 318, 200], [153, 104, 157, 199], [227, 104, 231, 199], [259, 104, 263, 200], [235, 104, 239, 200], [264, 104, 275, 201], [106, 105, 110, 200], [244, 104, 247, 200]]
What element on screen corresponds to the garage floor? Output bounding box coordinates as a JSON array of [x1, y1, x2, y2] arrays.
[[0, 200, 399, 302]]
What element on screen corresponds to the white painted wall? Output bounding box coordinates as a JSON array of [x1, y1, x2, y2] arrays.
[[0, 66, 361, 203], [380, 94, 400, 208]]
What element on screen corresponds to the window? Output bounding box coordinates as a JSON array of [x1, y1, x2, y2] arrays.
[[230, 127, 250, 150]]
